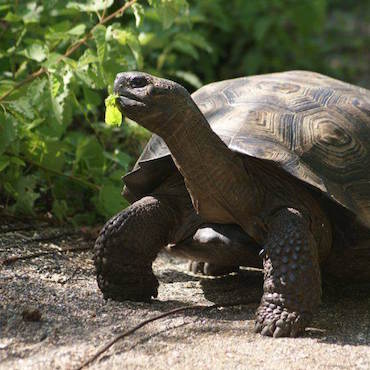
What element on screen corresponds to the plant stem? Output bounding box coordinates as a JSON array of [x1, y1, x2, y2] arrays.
[[0, 0, 138, 103]]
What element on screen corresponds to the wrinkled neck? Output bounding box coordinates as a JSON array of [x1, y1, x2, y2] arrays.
[[157, 100, 265, 243]]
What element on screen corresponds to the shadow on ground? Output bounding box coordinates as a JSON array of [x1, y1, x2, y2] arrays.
[[1, 220, 369, 369]]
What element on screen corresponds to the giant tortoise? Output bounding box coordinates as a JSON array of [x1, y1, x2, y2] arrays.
[[94, 70, 370, 337]]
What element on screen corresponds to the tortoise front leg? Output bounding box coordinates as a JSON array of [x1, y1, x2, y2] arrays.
[[94, 196, 178, 302], [255, 208, 321, 337]]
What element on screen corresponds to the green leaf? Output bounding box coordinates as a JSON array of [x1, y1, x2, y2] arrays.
[[0, 113, 16, 155], [21, 2, 43, 24], [42, 52, 64, 68], [176, 33, 212, 53], [132, 3, 145, 27], [68, 24, 86, 36], [97, 183, 126, 217], [10, 157, 26, 167], [0, 5, 11, 12], [75, 137, 105, 170], [3, 12, 21, 22], [174, 71, 202, 89], [105, 94, 122, 126], [77, 49, 99, 67], [254, 18, 272, 41], [27, 78, 48, 106], [103, 150, 131, 171], [37, 140, 66, 172], [113, 29, 143, 68], [171, 40, 199, 59], [0, 155, 10, 172], [75, 63, 105, 89], [7, 97, 35, 121], [20, 43, 47, 62], [83, 86, 101, 110], [12, 176, 39, 214], [52, 199, 69, 221], [48, 66, 73, 123], [92, 25, 107, 64], [149, 0, 189, 29], [67, 0, 114, 12]]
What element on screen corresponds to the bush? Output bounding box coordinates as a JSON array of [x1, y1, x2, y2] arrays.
[[0, 0, 209, 224], [0, 0, 368, 224]]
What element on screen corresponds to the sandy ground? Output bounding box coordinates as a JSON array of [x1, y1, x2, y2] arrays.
[[1, 219, 369, 370]]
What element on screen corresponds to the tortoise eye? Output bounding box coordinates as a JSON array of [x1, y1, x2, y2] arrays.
[[130, 76, 148, 88]]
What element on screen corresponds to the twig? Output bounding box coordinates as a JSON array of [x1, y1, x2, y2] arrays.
[[25, 231, 79, 243], [0, 224, 37, 233], [0, 67, 45, 102], [60, 267, 80, 285], [0, 0, 138, 102], [1, 245, 91, 266], [4, 230, 78, 243], [75, 301, 253, 370], [0, 209, 57, 224]]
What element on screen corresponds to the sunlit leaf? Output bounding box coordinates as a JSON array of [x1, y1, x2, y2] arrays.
[[68, 24, 86, 36], [132, 3, 145, 27], [19, 43, 48, 62], [104, 94, 122, 126], [174, 70, 202, 88], [21, 2, 43, 24], [67, 0, 114, 12], [48, 66, 73, 123]]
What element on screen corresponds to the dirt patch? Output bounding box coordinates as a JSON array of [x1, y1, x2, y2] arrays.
[[1, 219, 369, 369]]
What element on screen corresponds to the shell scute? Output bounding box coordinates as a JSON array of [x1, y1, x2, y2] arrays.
[[124, 71, 370, 227]]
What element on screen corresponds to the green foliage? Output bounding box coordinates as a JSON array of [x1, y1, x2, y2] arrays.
[[0, 0, 368, 224], [0, 0, 198, 224], [183, 0, 369, 85]]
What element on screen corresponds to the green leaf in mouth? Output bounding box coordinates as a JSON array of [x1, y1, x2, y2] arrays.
[[104, 94, 122, 126]]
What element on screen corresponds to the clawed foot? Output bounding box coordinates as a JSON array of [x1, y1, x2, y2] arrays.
[[94, 230, 159, 302], [254, 295, 311, 337], [96, 266, 159, 302], [188, 261, 240, 276]]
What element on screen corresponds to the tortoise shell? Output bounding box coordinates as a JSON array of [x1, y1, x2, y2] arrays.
[[123, 71, 370, 228]]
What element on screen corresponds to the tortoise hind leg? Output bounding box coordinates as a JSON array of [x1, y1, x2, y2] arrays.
[[94, 196, 178, 302], [255, 208, 321, 337], [168, 224, 261, 276]]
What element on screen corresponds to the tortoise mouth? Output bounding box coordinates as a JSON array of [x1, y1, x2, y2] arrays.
[[116, 93, 145, 110]]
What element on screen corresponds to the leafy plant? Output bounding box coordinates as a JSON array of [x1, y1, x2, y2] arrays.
[[0, 0, 204, 224], [0, 0, 368, 225]]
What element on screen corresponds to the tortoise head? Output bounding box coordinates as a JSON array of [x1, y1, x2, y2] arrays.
[[114, 71, 192, 134]]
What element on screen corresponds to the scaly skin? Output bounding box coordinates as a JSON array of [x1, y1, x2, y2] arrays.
[[94, 196, 178, 302], [95, 71, 342, 338], [255, 208, 321, 337]]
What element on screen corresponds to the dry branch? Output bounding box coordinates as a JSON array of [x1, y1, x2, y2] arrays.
[[1, 244, 91, 266], [75, 300, 255, 370]]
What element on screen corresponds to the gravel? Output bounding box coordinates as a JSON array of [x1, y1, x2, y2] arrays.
[[1, 219, 369, 369]]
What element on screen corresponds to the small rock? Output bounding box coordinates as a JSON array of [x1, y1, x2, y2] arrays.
[[22, 307, 42, 322]]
